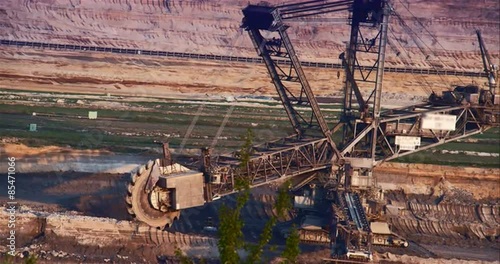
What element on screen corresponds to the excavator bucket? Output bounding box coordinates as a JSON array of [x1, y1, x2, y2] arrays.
[[125, 159, 204, 228]]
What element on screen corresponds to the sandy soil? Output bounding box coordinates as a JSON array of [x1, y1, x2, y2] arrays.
[[0, 46, 483, 101], [0, 0, 498, 102], [0, 143, 498, 263], [0, 0, 498, 68], [375, 163, 500, 200], [2, 141, 110, 157], [0, 1, 498, 262], [0, 166, 498, 263]]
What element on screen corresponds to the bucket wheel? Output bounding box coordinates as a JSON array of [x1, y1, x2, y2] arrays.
[[126, 160, 180, 229]]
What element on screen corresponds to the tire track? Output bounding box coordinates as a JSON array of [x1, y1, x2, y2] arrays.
[[389, 201, 499, 241]]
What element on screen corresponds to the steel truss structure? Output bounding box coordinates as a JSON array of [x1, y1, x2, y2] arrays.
[[204, 136, 333, 200], [205, 0, 497, 197], [352, 103, 498, 165], [197, 0, 499, 216], [201, 0, 498, 257], [127, 0, 499, 260]]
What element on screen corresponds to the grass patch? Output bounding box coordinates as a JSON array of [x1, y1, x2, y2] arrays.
[[0, 101, 498, 169], [472, 128, 500, 139], [394, 150, 499, 168], [435, 142, 500, 153]]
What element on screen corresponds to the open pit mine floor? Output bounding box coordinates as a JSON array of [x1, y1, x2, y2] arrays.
[[0, 149, 498, 264], [0, 0, 498, 262]]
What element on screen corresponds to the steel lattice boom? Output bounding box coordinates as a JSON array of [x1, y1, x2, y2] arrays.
[[126, 0, 500, 261]]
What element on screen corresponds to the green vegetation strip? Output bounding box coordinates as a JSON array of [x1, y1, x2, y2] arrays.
[[0, 102, 498, 167]]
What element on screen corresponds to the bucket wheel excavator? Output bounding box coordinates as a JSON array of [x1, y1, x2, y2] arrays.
[[126, 158, 181, 228], [125, 0, 499, 259]]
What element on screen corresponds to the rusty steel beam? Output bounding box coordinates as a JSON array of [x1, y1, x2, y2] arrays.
[[206, 137, 333, 197]]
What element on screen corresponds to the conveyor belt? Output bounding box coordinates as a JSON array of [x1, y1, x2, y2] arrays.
[[0, 39, 486, 77], [344, 192, 370, 232]]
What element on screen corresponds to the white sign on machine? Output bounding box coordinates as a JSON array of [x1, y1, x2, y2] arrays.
[[395, 136, 421, 151], [421, 114, 456, 131]]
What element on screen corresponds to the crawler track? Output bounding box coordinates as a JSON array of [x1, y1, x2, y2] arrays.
[[142, 226, 217, 247]]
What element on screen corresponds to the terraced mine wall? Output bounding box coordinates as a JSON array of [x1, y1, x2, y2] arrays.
[[0, 207, 219, 262], [0, 0, 498, 69], [375, 163, 500, 200]]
